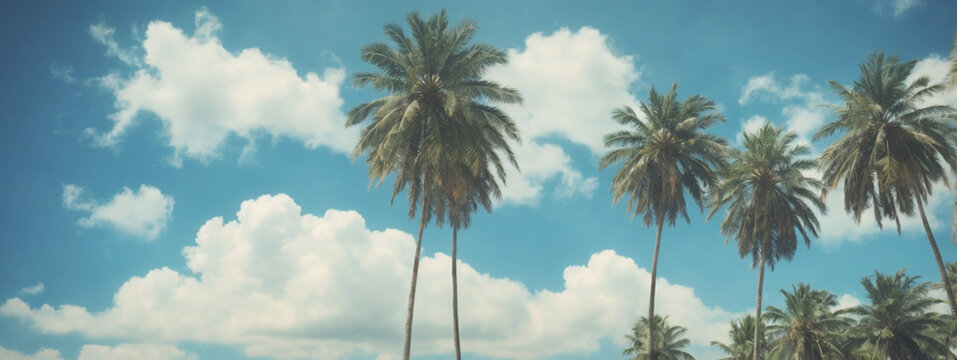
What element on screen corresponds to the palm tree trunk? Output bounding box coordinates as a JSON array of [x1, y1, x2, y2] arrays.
[[647, 216, 665, 360], [452, 227, 462, 360], [402, 200, 429, 360], [916, 197, 957, 316], [753, 253, 766, 360]]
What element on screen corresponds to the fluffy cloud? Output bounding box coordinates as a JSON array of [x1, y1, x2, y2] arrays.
[[19, 283, 44, 296], [63, 184, 174, 240], [0, 346, 63, 360], [487, 27, 641, 205], [78, 344, 195, 360], [87, 9, 356, 165], [3, 194, 734, 359], [834, 294, 862, 311]]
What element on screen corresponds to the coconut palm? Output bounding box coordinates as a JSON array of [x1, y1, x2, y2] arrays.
[[712, 315, 768, 360], [599, 83, 727, 359], [815, 52, 957, 316], [763, 284, 854, 360], [624, 315, 696, 360], [849, 270, 946, 359], [435, 120, 517, 360], [708, 124, 825, 360], [346, 10, 521, 360]]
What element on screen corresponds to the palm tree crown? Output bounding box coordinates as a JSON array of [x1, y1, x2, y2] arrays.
[[624, 315, 696, 360], [849, 270, 945, 359], [347, 10, 521, 220], [709, 123, 824, 270], [816, 52, 956, 231], [711, 315, 768, 360], [763, 284, 854, 360], [599, 83, 727, 226]]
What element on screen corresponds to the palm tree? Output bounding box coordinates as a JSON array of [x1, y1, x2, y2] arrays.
[[712, 315, 768, 360], [435, 115, 518, 360], [816, 52, 957, 316], [346, 10, 521, 360], [763, 284, 854, 360], [624, 315, 696, 360], [599, 83, 727, 359], [849, 270, 946, 359], [708, 124, 825, 360]]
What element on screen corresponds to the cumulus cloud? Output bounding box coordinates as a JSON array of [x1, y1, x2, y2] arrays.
[[487, 27, 641, 205], [4, 194, 734, 359], [0, 345, 63, 360], [87, 9, 356, 165], [834, 294, 862, 311], [735, 114, 769, 144], [78, 344, 195, 360], [62, 184, 174, 240], [19, 283, 44, 296]]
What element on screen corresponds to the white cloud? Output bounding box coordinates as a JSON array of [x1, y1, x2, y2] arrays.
[[834, 294, 862, 311], [49, 63, 75, 83], [738, 72, 827, 149], [63, 184, 174, 240], [78, 344, 195, 360], [736, 115, 769, 144], [892, 0, 922, 17], [19, 283, 44, 296], [89, 22, 141, 67], [0, 345, 63, 360], [87, 9, 356, 165], [3, 193, 734, 359], [487, 27, 641, 205]]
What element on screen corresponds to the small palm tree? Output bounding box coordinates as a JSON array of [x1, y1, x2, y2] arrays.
[[600, 83, 727, 359], [346, 10, 521, 360], [763, 284, 854, 360], [711, 315, 768, 360], [624, 315, 696, 360], [709, 123, 825, 360], [816, 52, 957, 316], [849, 270, 946, 359]]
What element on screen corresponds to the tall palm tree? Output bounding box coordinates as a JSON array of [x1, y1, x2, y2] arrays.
[[816, 52, 957, 316], [599, 83, 727, 359], [763, 284, 855, 360], [849, 270, 946, 359], [711, 315, 768, 360], [709, 124, 825, 360], [435, 116, 518, 360], [346, 10, 521, 360], [624, 315, 696, 360]]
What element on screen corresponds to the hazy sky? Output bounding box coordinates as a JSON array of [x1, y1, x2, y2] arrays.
[[1, 1, 956, 359]]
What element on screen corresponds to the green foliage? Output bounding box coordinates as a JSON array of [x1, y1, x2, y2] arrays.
[[711, 315, 768, 360], [816, 51, 957, 233], [599, 82, 728, 226], [764, 284, 854, 360], [624, 315, 696, 360], [708, 123, 824, 270], [347, 10, 522, 223], [849, 270, 945, 359]]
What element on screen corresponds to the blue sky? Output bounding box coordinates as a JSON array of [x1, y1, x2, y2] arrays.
[[1, 1, 956, 359]]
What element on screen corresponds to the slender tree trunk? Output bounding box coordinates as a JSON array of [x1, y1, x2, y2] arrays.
[[647, 217, 665, 360], [753, 253, 766, 360], [916, 198, 957, 316], [402, 200, 429, 360], [452, 227, 462, 360]]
